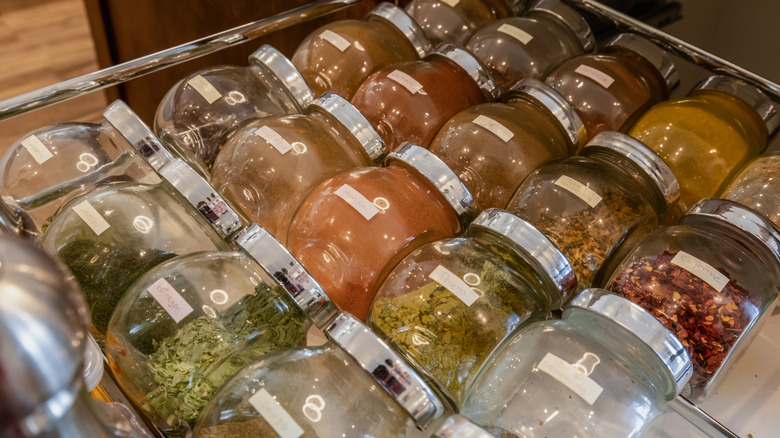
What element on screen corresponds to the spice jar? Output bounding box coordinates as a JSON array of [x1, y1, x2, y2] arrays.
[[368, 208, 576, 404], [545, 33, 679, 144], [210, 92, 385, 242], [506, 131, 680, 290], [428, 77, 585, 210], [465, 0, 596, 93], [154, 44, 314, 175], [351, 42, 499, 152], [404, 0, 519, 46], [629, 75, 779, 223], [430, 415, 495, 438], [460, 288, 693, 438], [292, 2, 431, 99], [606, 198, 780, 400], [193, 313, 450, 437], [288, 143, 475, 321], [720, 150, 780, 227]]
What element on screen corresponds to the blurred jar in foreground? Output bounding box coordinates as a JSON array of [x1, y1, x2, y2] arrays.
[[720, 150, 780, 227], [404, 0, 520, 46]]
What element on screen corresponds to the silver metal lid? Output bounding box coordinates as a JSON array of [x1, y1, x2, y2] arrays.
[[529, 0, 596, 53], [430, 42, 500, 100], [695, 75, 779, 135], [368, 2, 432, 59], [469, 208, 577, 308], [569, 288, 693, 395], [249, 44, 315, 112], [157, 158, 243, 239], [508, 78, 587, 152], [604, 33, 679, 92], [325, 313, 446, 429], [385, 142, 476, 226], [103, 100, 174, 171], [310, 92, 386, 163], [234, 224, 338, 329], [430, 414, 494, 438]]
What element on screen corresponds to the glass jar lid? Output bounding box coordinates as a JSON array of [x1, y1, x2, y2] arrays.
[[368, 2, 432, 59], [694, 75, 779, 135], [430, 414, 494, 438], [604, 33, 679, 92], [569, 288, 693, 395], [102, 100, 174, 171], [385, 142, 476, 225], [234, 224, 338, 329], [309, 92, 386, 163], [529, 0, 596, 53], [82, 334, 104, 393], [248, 44, 315, 112], [0, 197, 34, 240], [325, 313, 447, 429], [430, 42, 500, 100]]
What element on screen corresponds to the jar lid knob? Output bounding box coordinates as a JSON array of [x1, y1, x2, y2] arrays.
[[368, 2, 432, 59], [103, 100, 174, 171], [249, 45, 315, 112], [529, 0, 596, 53], [431, 42, 500, 100], [604, 33, 679, 93], [694, 75, 779, 135], [430, 414, 494, 438], [309, 93, 386, 163]]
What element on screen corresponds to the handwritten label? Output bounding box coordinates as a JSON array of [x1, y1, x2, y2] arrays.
[[498, 24, 534, 45], [575, 65, 615, 89], [147, 278, 194, 323], [248, 389, 304, 438], [335, 184, 379, 220], [21, 135, 53, 164], [72, 200, 110, 236], [387, 70, 424, 95], [537, 353, 603, 405], [429, 265, 479, 306], [258, 126, 293, 155], [440, 0, 460, 6], [187, 75, 222, 104], [319, 29, 351, 52], [473, 115, 514, 142], [554, 175, 602, 208], [671, 251, 729, 292]]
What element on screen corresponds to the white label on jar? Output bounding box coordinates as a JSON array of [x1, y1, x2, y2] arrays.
[[388, 70, 424, 95], [147, 278, 194, 323], [319, 29, 351, 52], [187, 75, 222, 104], [72, 200, 110, 236], [258, 126, 293, 155], [671, 251, 729, 292], [497, 24, 534, 45], [335, 184, 379, 220], [537, 352, 603, 405], [574, 65, 615, 89], [429, 265, 480, 307], [21, 135, 53, 165], [554, 175, 602, 208], [473, 115, 514, 142], [249, 389, 304, 438], [440, 0, 460, 6]]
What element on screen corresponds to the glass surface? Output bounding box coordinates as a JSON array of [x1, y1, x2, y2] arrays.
[[405, 0, 514, 46], [720, 151, 780, 227]]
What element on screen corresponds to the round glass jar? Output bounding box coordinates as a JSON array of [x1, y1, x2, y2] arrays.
[[351, 42, 499, 152], [629, 75, 778, 224], [506, 131, 680, 290], [545, 33, 679, 144], [209, 92, 385, 242], [368, 209, 576, 404], [193, 313, 450, 437], [605, 198, 780, 400], [154, 45, 314, 175], [404, 0, 518, 46], [292, 2, 431, 99], [288, 143, 475, 321], [465, 0, 595, 93], [460, 288, 692, 438], [428, 77, 585, 210], [720, 150, 780, 227]]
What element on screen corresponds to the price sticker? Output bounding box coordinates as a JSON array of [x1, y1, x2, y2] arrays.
[[473, 115, 514, 142], [248, 389, 304, 438], [575, 65, 615, 89], [440, 0, 460, 6], [554, 175, 602, 208], [147, 278, 194, 323], [258, 126, 293, 155], [72, 200, 110, 236], [498, 24, 534, 45], [335, 184, 379, 220], [671, 251, 729, 292], [388, 70, 424, 95], [319, 30, 351, 52], [429, 265, 480, 306], [537, 352, 603, 405], [21, 135, 54, 164], [187, 75, 222, 104]]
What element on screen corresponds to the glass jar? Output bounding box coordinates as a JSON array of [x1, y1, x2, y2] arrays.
[[720, 150, 780, 227], [288, 143, 475, 321], [404, 0, 519, 46], [545, 33, 679, 144], [506, 131, 680, 290], [605, 198, 780, 400], [351, 42, 499, 152], [428, 77, 585, 210], [430, 415, 495, 438], [292, 2, 431, 99], [466, 0, 595, 93], [368, 208, 576, 404], [629, 75, 779, 224], [193, 313, 450, 437], [154, 45, 314, 175], [460, 288, 693, 438], [210, 92, 385, 242]]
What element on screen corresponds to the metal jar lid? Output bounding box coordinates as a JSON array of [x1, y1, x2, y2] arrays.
[[103, 99, 174, 171], [430, 42, 500, 100], [325, 313, 447, 429], [568, 288, 693, 395], [694, 75, 779, 135], [468, 208, 577, 308], [604, 33, 679, 92], [368, 2, 432, 59], [249, 44, 315, 112], [529, 0, 596, 53], [385, 142, 476, 226], [309, 92, 386, 163], [508, 78, 587, 152], [430, 414, 494, 438], [234, 224, 338, 329]]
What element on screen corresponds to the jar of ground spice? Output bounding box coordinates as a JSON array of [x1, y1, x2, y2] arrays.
[[404, 0, 519, 46], [720, 150, 780, 227]]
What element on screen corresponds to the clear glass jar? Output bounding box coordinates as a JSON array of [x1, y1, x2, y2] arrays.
[[154, 45, 314, 175], [292, 3, 431, 99], [606, 198, 780, 400], [404, 0, 519, 46], [720, 150, 780, 227], [210, 93, 385, 242], [193, 313, 451, 437], [351, 42, 499, 152], [545, 33, 679, 144], [428, 78, 585, 210], [288, 143, 475, 321], [460, 288, 693, 438], [465, 0, 595, 93], [368, 209, 576, 404], [506, 131, 680, 290]]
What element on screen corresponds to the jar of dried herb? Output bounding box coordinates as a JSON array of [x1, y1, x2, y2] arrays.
[[404, 0, 519, 46], [720, 150, 780, 227], [506, 131, 679, 291], [368, 209, 576, 405]]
